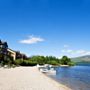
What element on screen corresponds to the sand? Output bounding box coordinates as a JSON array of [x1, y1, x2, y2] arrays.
[[0, 67, 72, 90]]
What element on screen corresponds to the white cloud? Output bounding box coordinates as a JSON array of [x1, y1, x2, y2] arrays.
[[76, 50, 86, 54], [20, 35, 45, 44], [61, 45, 90, 56], [61, 49, 90, 55], [64, 45, 69, 48], [76, 50, 90, 55], [61, 49, 72, 53]]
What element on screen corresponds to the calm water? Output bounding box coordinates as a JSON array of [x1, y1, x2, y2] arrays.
[[47, 63, 90, 90]]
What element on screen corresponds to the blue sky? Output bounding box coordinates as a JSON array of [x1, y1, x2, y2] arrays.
[[0, 0, 90, 58]]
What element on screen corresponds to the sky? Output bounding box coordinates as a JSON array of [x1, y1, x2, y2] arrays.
[[0, 0, 90, 58]]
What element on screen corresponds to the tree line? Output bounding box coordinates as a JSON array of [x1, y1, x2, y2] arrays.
[[0, 55, 75, 67]]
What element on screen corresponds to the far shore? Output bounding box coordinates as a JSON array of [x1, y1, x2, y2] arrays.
[[0, 66, 72, 90]]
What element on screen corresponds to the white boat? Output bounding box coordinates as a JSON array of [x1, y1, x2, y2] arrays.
[[40, 68, 49, 73]]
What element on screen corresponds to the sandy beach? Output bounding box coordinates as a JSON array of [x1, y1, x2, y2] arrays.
[[0, 67, 71, 90]]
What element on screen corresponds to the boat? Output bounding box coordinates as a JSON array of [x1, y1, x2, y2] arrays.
[[40, 68, 49, 73]]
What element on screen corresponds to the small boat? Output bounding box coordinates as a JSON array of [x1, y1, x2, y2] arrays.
[[40, 68, 48, 73]]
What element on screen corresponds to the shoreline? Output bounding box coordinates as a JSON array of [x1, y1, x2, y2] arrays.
[[40, 69, 72, 90], [44, 74, 72, 90], [0, 66, 72, 90]]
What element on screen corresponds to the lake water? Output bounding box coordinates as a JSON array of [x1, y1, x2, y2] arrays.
[[47, 63, 90, 90]]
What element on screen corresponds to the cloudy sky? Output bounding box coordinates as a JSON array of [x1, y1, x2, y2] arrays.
[[0, 0, 90, 58]]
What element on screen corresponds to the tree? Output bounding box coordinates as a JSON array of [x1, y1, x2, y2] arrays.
[[60, 56, 71, 65], [0, 41, 8, 61], [30, 55, 60, 66], [30, 56, 46, 65]]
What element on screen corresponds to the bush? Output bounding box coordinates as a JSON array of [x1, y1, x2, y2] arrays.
[[20, 60, 37, 66], [48, 60, 59, 66], [14, 59, 37, 66], [0, 55, 14, 67], [14, 59, 23, 66]]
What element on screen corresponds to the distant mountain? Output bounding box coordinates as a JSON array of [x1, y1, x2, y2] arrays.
[[71, 55, 90, 62]]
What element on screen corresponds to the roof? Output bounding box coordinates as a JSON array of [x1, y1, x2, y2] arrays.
[[7, 48, 16, 54]]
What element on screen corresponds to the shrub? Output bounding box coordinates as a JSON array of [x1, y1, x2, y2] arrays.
[[20, 60, 37, 66], [0, 55, 14, 67], [14, 59, 23, 66], [48, 60, 59, 66]]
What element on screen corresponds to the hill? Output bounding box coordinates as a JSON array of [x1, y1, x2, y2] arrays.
[[71, 55, 90, 62]]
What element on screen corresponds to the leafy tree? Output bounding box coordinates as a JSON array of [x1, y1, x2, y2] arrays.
[[30, 56, 45, 65], [0, 41, 8, 61], [30, 55, 60, 66], [0, 55, 14, 67], [60, 56, 75, 66]]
